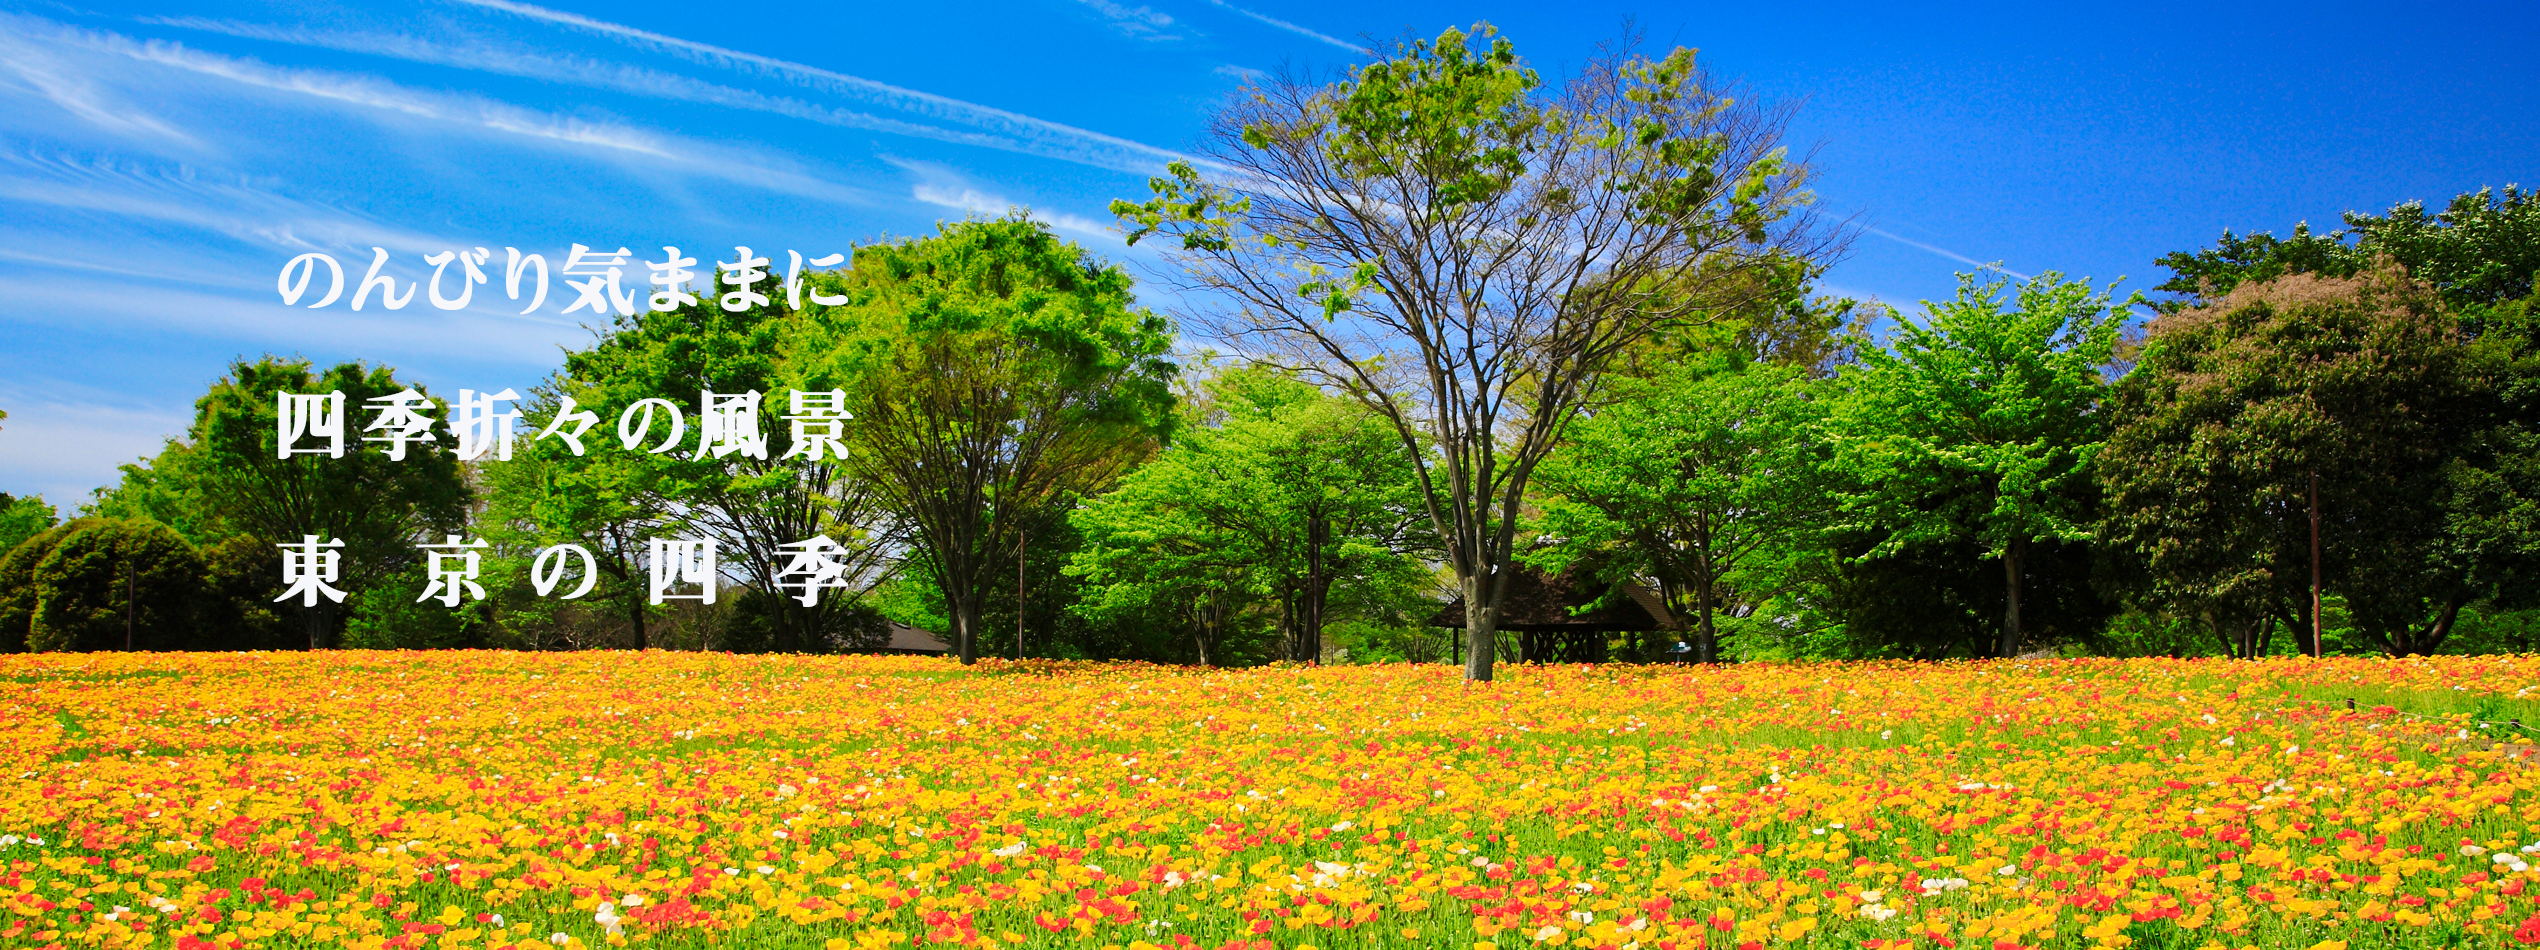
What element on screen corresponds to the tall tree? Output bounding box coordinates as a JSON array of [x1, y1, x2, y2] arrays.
[[1070, 365, 1426, 664], [804, 217, 1177, 664], [549, 283, 893, 653], [1113, 25, 1834, 680], [472, 386, 673, 650], [1529, 358, 1829, 663], [2101, 267, 2497, 655], [1826, 273, 2129, 657], [88, 358, 471, 648]]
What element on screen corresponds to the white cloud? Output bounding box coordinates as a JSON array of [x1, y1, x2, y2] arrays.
[[1, 14, 878, 209], [1070, 0, 1185, 41], [890, 157, 1121, 244], [140, 17, 1035, 156], [0, 35, 196, 144], [0, 147, 464, 260], [1213, 64, 1266, 82], [909, 182, 1120, 244]]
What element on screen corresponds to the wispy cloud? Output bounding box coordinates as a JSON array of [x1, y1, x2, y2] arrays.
[[1864, 226, 2033, 281], [887, 157, 1121, 244], [8, 15, 670, 156], [1070, 0, 1185, 41], [1202, 0, 1367, 55], [450, 0, 1213, 176], [0, 34, 196, 144], [1213, 63, 1265, 82], [911, 182, 1120, 244], [3, 15, 877, 209], [0, 147, 461, 260], [141, 17, 1048, 157]]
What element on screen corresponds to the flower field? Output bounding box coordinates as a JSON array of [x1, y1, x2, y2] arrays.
[[4, 654, 2540, 950]]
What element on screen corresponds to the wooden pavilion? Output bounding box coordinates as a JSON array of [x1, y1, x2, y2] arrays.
[[1426, 566, 1681, 663]]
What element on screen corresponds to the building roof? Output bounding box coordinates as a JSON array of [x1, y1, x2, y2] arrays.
[[1426, 567, 1681, 631], [885, 621, 952, 654]]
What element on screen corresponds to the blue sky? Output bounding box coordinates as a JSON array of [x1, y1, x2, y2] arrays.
[[0, 0, 2532, 504]]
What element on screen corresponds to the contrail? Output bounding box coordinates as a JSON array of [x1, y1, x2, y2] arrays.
[[450, 0, 1224, 175], [1865, 226, 2032, 281], [1202, 0, 1368, 54]]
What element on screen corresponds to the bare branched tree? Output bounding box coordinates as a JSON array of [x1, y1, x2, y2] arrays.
[[1115, 25, 1843, 680]]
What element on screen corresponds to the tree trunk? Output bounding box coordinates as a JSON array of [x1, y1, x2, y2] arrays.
[[1462, 570, 1499, 682], [2276, 605, 2312, 659], [1998, 537, 2026, 658], [1695, 572, 1717, 664], [610, 525, 648, 651], [628, 593, 649, 651], [2394, 595, 2468, 656], [1301, 513, 1329, 664], [303, 601, 329, 651], [950, 593, 979, 665], [1193, 595, 1216, 667]]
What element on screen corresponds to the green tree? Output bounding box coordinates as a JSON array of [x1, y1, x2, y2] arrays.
[[2143, 185, 2540, 658], [1826, 272, 2130, 657], [89, 358, 470, 648], [2100, 267, 2493, 655], [2156, 185, 2540, 310], [1113, 25, 1834, 680], [0, 493, 57, 563], [24, 519, 204, 652], [802, 217, 1176, 665], [539, 277, 894, 653], [1070, 365, 1426, 665], [0, 519, 75, 652], [1529, 358, 1829, 663]]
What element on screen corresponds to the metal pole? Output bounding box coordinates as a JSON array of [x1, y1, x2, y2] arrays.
[[2310, 471, 2323, 658], [1005, 525, 1016, 660]]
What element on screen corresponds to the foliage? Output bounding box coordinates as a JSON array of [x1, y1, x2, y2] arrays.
[[803, 216, 1178, 664], [0, 519, 76, 652], [0, 493, 56, 560], [1069, 365, 1427, 665], [2100, 267, 2498, 656], [1114, 24, 1834, 680], [23, 518, 204, 652], [84, 357, 472, 649], [1823, 272, 2129, 657], [544, 274, 892, 654], [2156, 185, 2540, 310], [1529, 358, 1829, 662]]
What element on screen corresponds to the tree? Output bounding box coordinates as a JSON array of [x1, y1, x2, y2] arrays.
[[0, 493, 57, 563], [804, 217, 1178, 664], [2156, 185, 2540, 310], [1529, 358, 1828, 662], [2101, 267, 2499, 656], [89, 358, 471, 648], [1070, 365, 1427, 664], [544, 280, 894, 653], [1113, 25, 1833, 680], [25, 519, 205, 652], [0, 519, 75, 652], [1825, 272, 2129, 657]]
